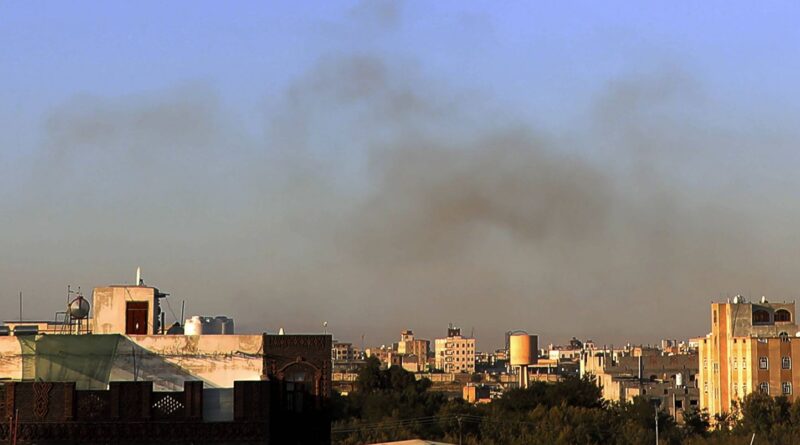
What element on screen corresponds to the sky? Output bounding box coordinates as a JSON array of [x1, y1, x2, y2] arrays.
[[1, 1, 800, 350]]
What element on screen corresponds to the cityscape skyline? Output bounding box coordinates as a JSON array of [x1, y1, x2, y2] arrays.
[[4, 1, 800, 350]]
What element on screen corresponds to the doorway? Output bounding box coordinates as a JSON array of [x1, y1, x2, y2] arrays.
[[126, 302, 149, 335]]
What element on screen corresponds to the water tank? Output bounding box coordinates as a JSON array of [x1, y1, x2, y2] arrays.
[[13, 325, 39, 336], [184, 316, 204, 335], [203, 317, 222, 334], [676, 373, 684, 387], [68, 296, 91, 319], [509, 333, 538, 366], [166, 322, 184, 335], [216, 316, 234, 335]]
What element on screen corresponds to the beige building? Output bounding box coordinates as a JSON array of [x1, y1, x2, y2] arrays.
[[698, 296, 800, 418], [0, 282, 332, 401], [434, 325, 475, 374], [93, 285, 167, 335], [332, 341, 354, 362], [581, 350, 699, 420], [397, 330, 430, 370]]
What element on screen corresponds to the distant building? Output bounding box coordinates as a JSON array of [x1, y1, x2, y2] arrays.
[[396, 329, 430, 371], [463, 383, 492, 404], [699, 296, 800, 418], [581, 346, 699, 422], [434, 325, 476, 374], [332, 341, 355, 362]]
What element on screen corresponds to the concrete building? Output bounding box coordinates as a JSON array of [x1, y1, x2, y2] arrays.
[[396, 330, 430, 371], [332, 341, 355, 362], [0, 281, 332, 393], [0, 279, 334, 444], [463, 383, 492, 404], [581, 348, 699, 421], [434, 325, 476, 374], [698, 296, 800, 418]]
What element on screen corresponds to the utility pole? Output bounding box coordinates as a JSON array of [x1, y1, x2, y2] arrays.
[[457, 416, 463, 445], [654, 405, 659, 445]]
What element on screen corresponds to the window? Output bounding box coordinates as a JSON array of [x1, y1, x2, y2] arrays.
[[742, 384, 747, 394], [703, 358, 708, 368], [690, 399, 698, 406], [776, 309, 792, 322], [759, 357, 769, 370], [753, 309, 771, 324], [760, 382, 770, 394], [783, 356, 792, 370], [704, 382, 708, 394], [742, 359, 747, 369], [784, 382, 793, 395], [780, 332, 790, 342], [675, 400, 683, 409], [733, 359, 737, 369]]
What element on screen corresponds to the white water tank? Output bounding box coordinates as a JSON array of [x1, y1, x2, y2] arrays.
[[676, 373, 684, 387], [184, 316, 204, 335]]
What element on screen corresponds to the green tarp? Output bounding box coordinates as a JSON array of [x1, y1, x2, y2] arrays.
[[17, 334, 121, 389]]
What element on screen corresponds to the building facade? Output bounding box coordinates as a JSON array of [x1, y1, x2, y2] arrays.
[[698, 297, 800, 418], [396, 330, 430, 371], [332, 341, 354, 362], [434, 325, 476, 374]]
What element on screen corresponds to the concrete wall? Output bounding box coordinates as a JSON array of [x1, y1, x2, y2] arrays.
[[92, 286, 159, 335], [112, 335, 264, 391], [0, 336, 22, 381]]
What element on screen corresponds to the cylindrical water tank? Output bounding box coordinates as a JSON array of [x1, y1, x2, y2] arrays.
[[203, 317, 221, 334], [509, 333, 538, 366], [676, 373, 683, 387], [216, 316, 235, 335], [68, 296, 91, 319], [184, 316, 204, 335]]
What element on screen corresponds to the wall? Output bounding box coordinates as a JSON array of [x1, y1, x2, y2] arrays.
[[92, 286, 159, 335], [111, 335, 264, 391], [0, 337, 22, 381]]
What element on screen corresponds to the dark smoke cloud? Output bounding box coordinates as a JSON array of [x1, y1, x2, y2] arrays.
[[2, 3, 800, 350]]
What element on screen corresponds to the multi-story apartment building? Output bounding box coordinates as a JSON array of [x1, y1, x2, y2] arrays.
[[698, 296, 799, 418], [434, 325, 476, 374], [396, 329, 430, 371], [332, 341, 354, 362], [581, 349, 699, 421]]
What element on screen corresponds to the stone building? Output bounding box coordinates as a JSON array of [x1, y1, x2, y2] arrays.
[[698, 296, 800, 418]]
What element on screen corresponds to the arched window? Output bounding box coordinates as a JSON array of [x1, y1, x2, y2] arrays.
[[278, 361, 321, 413], [753, 310, 771, 324], [775, 309, 792, 322]]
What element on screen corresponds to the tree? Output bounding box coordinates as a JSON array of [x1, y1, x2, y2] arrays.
[[682, 407, 710, 438]]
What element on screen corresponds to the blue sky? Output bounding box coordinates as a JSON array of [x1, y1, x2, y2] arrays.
[[3, 1, 798, 145], [2, 1, 800, 346]]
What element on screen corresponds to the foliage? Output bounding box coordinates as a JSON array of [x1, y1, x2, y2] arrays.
[[331, 365, 800, 445]]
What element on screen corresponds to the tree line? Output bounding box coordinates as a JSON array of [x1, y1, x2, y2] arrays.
[[331, 357, 800, 445]]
